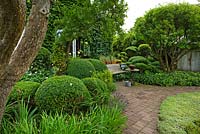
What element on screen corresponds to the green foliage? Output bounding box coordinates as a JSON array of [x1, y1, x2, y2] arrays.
[[2, 102, 126, 134], [8, 81, 40, 103], [82, 78, 110, 104], [116, 52, 128, 62], [35, 76, 92, 114], [138, 44, 151, 57], [54, 0, 127, 58], [99, 56, 118, 64], [134, 71, 200, 86], [85, 0, 128, 57], [134, 63, 149, 72], [1, 99, 38, 134], [87, 59, 108, 72], [20, 70, 54, 83], [185, 120, 200, 134], [158, 92, 200, 134], [92, 70, 116, 92], [51, 41, 69, 74], [21, 47, 54, 83], [29, 47, 52, 73], [42, 0, 72, 50], [39, 106, 126, 134], [67, 59, 96, 79], [134, 3, 200, 71], [125, 46, 138, 57], [128, 56, 149, 64], [127, 56, 160, 72], [113, 30, 137, 54]]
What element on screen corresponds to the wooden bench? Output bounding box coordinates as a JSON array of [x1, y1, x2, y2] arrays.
[[106, 64, 139, 74]]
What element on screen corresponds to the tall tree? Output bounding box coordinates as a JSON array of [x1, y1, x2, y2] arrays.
[[0, 0, 50, 125], [134, 3, 200, 71], [52, 0, 127, 72]]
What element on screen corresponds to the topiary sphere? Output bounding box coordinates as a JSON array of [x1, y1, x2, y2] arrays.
[[9, 81, 40, 102], [67, 59, 95, 79], [35, 76, 92, 114], [88, 59, 108, 72], [82, 78, 110, 104]]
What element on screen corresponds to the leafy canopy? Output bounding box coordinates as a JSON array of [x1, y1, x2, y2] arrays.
[[134, 3, 200, 71]]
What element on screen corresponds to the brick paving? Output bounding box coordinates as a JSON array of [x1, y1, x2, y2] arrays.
[[113, 82, 200, 134]]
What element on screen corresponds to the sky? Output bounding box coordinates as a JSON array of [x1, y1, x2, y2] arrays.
[[123, 0, 199, 31]]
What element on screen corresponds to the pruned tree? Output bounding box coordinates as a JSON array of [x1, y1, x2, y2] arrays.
[[134, 3, 200, 71], [0, 0, 50, 125]]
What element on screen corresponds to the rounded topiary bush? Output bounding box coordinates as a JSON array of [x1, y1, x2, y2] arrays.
[[67, 59, 95, 79], [88, 59, 108, 72], [9, 81, 40, 102], [35, 76, 92, 114], [82, 78, 109, 104]]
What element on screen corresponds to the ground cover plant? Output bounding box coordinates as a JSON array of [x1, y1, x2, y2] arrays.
[[134, 71, 200, 86], [158, 92, 200, 134]]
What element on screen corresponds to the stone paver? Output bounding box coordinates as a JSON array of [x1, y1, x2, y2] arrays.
[[113, 82, 200, 134]]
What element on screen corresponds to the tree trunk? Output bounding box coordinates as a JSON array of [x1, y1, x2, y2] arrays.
[[0, 0, 50, 126]]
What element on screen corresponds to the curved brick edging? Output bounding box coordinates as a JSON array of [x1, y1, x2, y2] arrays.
[[114, 82, 200, 134]]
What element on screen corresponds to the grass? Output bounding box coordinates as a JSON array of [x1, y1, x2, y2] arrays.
[[1, 98, 126, 134], [158, 92, 200, 134]]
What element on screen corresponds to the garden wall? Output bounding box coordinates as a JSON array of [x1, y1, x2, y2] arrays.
[[177, 50, 200, 72]]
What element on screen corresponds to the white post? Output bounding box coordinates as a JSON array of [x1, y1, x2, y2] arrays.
[[72, 39, 76, 58]]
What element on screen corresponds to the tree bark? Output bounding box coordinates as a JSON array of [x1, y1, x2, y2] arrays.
[[0, 0, 50, 126]]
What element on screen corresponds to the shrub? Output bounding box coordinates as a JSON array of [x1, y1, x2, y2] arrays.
[[87, 59, 108, 72], [35, 76, 92, 114], [128, 56, 149, 64], [138, 44, 151, 57], [134, 71, 200, 86], [9, 81, 40, 102], [82, 78, 110, 104], [116, 52, 128, 62], [125, 46, 138, 57], [67, 59, 95, 79], [158, 92, 200, 134], [29, 47, 52, 73], [20, 70, 53, 83], [92, 70, 116, 91], [134, 63, 149, 72]]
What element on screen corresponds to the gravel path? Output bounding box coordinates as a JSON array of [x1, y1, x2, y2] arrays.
[[114, 82, 200, 134]]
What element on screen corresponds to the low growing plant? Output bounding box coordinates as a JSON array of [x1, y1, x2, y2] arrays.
[[158, 92, 200, 134], [134, 71, 200, 86]]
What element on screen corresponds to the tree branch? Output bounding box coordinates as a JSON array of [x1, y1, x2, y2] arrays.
[[0, 0, 26, 75], [8, 0, 50, 78]]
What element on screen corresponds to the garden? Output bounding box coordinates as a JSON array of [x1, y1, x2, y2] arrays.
[[0, 0, 200, 134]]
